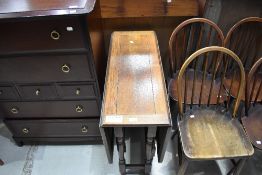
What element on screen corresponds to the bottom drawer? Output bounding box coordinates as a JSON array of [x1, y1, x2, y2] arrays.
[[5, 119, 100, 138]]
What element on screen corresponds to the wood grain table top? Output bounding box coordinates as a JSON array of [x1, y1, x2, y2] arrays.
[[0, 0, 96, 19], [100, 31, 171, 127]]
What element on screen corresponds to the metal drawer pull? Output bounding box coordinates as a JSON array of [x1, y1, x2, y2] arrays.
[[35, 89, 40, 96], [50, 30, 60, 40], [61, 64, 70, 73], [81, 126, 88, 133], [11, 107, 19, 114], [76, 105, 83, 113], [76, 88, 80, 95], [0, 90, 2, 95], [22, 128, 29, 134]]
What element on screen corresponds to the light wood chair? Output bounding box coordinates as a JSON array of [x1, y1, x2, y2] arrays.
[[242, 57, 262, 150], [224, 17, 262, 101], [175, 46, 254, 175], [168, 18, 225, 105]]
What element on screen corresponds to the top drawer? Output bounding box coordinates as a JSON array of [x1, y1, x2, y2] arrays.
[[0, 17, 86, 53]]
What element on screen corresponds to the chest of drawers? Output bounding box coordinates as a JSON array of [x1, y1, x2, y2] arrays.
[[0, 0, 102, 145]]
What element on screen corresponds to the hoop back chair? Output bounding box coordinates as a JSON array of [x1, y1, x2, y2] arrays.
[[242, 57, 262, 150], [224, 17, 262, 101], [168, 18, 225, 105], [176, 46, 254, 175]]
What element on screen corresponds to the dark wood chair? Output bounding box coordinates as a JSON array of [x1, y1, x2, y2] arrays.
[[242, 57, 262, 150], [175, 46, 254, 175], [168, 18, 225, 105], [224, 17, 262, 101]]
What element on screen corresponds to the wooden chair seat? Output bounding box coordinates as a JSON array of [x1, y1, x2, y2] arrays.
[[178, 107, 254, 159], [224, 72, 262, 102], [168, 69, 227, 104], [242, 104, 262, 150]]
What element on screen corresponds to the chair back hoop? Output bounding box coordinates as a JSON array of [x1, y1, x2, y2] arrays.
[[246, 57, 262, 110], [225, 17, 262, 44], [225, 17, 262, 70], [177, 46, 245, 118], [169, 18, 224, 73]]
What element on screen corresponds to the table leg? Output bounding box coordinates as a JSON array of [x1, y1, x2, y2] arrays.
[[114, 127, 126, 175], [145, 127, 157, 175]]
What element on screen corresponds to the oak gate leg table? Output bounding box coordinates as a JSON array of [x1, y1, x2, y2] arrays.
[[100, 31, 172, 174]]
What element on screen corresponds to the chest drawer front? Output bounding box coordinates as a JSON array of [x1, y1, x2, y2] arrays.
[[0, 17, 85, 53], [57, 83, 97, 99], [0, 55, 93, 82], [19, 85, 57, 100], [0, 100, 100, 118], [0, 86, 18, 100], [5, 119, 100, 137]]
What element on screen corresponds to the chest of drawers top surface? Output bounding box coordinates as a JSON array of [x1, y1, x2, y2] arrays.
[[0, 0, 96, 19]]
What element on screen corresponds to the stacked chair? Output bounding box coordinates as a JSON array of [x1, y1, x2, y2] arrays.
[[169, 17, 262, 175], [224, 17, 262, 105], [242, 57, 262, 151], [168, 18, 225, 106]]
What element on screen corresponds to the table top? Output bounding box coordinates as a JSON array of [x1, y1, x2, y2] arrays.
[[0, 0, 96, 19], [100, 31, 171, 127]]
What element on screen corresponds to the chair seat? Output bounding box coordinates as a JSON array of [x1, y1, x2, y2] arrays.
[[224, 72, 262, 102], [168, 69, 227, 104], [178, 107, 254, 160], [242, 104, 262, 150]]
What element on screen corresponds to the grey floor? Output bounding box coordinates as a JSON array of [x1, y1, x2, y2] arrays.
[[0, 122, 262, 175]]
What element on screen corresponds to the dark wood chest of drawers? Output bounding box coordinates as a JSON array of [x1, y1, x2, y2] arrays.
[[0, 0, 102, 145]]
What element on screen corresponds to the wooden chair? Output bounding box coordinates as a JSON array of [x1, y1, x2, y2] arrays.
[[242, 57, 262, 150], [168, 18, 225, 105], [224, 17, 262, 101], [175, 46, 254, 175]]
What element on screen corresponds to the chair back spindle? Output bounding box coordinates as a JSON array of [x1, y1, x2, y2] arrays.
[[177, 46, 245, 118], [169, 18, 224, 75]]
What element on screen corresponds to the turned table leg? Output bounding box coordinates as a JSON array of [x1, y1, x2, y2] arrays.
[[114, 127, 126, 175], [145, 127, 157, 175]]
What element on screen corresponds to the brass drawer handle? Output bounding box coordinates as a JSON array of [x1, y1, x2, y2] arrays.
[[76, 105, 83, 113], [35, 89, 40, 96], [22, 128, 29, 134], [61, 64, 70, 73], [11, 107, 19, 114], [50, 30, 60, 40], [81, 126, 88, 133], [76, 88, 80, 95]]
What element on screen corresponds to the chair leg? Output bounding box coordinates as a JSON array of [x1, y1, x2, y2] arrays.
[[178, 154, 189, 175], [177, 135, 189, 175], [232, 159, 246, 175], [171, 129, 178, 140]]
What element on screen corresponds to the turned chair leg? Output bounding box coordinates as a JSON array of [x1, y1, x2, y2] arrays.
[[171, 129, 178, 140], [227, 158, 247, 175], [232, 159, 246, 175], [177, 135, 189, 175], [178, 154, 189, 175]]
